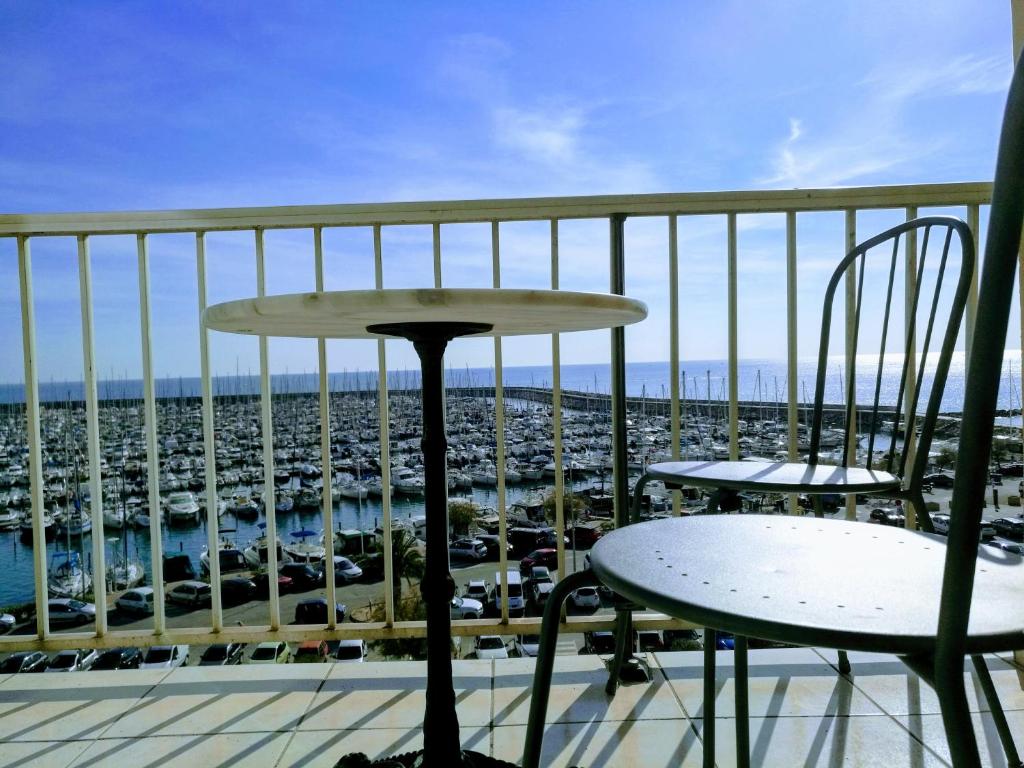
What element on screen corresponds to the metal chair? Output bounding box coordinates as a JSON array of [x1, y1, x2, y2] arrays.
[[525, 51, 1024, 768]]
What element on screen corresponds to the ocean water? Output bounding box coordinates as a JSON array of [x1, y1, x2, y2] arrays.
[[2, 351, 1022, 413]]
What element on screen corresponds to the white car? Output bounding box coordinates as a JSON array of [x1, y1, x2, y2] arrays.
[[334, 639, 367, 663], [0, 612, 15, 634], [464, 580, 489, 603], [450, 595, 484, 620], [247, 641, 291, 664], [45, 649, 97, 672], [513, 634, 540, 658], [116, 587, 155, 615], [474, 635, 509, 660], [321, 556, 363, 584], [571, 586, 601, 610], [930, 514, 950, 535], [531, 581, 554, 607], [140, 644, 190, 670]]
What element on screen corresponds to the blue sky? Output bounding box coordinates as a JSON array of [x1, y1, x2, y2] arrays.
[[0, 1, 1016, 385]]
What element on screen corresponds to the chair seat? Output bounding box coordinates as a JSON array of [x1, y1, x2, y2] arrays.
[[589, 515, 1024, 656], [645, 460, 901, 494]]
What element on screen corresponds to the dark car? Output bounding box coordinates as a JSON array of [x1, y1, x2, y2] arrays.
[[220, 577, 257, 606], [252, 572, 294, 599], [991, 517, 1024, 541], [163, 553, 197, 582], [90, 647, 143, 670], [294, 598, 347, 624], [0, 651, 48, 673], [580, 631, 616, 655], [923, 472, 955, 488], [519, 548, 558, 575], [474, 533, 512, 561], [198, 642, 246, 666], [279, 563, 322, 591], [868, 507, 904, 527], [353, 553, 385, 581]]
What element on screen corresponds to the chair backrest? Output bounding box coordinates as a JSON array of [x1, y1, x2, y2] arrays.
[[807, 216, 974, 502], [939, 53, 1024, 660]]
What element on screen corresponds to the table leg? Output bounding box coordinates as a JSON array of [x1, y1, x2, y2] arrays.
[[704, 629, 716, 768]]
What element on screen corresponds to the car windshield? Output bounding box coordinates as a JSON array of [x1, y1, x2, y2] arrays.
[[50, 653, 76, 668], [67, 600, 84, 610], [202, 646, 227, 661], [521, 635, 540, 645], [478, 637, 504, 650], [92, 651, 123, 669], [338, 559, 354, 569], [145, 648, 171, 663], [0, 656, 25, 672], [336, 644, 362, 660], [251, 645, 278, 660]]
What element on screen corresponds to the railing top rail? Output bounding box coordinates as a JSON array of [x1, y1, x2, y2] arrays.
[[0, 182, 992, 237]]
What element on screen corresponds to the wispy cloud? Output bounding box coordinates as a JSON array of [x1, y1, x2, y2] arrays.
[[861, 54, 1010, 102], [493, 106, 583, 165]]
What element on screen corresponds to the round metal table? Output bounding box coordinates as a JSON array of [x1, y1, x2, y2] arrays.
[[205, 287, 647, 767]]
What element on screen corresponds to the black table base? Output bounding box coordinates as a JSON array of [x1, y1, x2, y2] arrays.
[[337, 321, 512, 768]]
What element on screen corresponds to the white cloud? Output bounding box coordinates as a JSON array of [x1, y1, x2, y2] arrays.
[[493, 107, 584, 165], [861, 54, 1010, 103]]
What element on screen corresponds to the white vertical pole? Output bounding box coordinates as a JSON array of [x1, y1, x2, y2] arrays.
[[137, 234, 165, 634], [433, 223, 443, 289], [77, 235, 107, 634], [727, 213, 739, 460], [493, 221, 509, 623], [17, 236, 49, 637], [844, 211, 858, 521], [551, 220, 566, 573], [786, 212, 800, 514], [315, 226, 338, 627], [669, 216, 681, 516], [374, 225, 395, 625], [255, 229, 280, 629], [196, 231, 223, 631], [904, 206, 919, 531]]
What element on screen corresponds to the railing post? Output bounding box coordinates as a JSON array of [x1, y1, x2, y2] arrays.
[[727, 213, 740, 461], [374, 224, 396, 626], [669, 215, 682, 515], [844, 210, 858, 521], [786, 212, 800, 514]]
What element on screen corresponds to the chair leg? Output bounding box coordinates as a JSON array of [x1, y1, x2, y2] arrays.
[[932, 655, 983, 768], [735, 635, 750, 768], [606, 607, 632, 695], [837, 649, 851, 675], [971, 654, 1023, 767], [703, 629, 717, 768], [523, 569, 599, 768]]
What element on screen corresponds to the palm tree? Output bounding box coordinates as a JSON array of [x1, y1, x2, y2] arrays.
[[390, 528, 424, 609]]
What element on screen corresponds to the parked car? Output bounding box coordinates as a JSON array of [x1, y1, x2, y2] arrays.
[[463, 579, 490, 603], [279, 563, 322, 591], [581, 631, 616, 655], [449, 538, 488, 561], [923, 472, 955, 488], [252, 572, 294, 599], [635, 630, 665, 652], [45, 649, 97, 672], [868, 507, 904, 527], [247, 641, 291, 664], [519, 548, 558, 574], [294, 598, 348, 624], [571, 586, 601, 610], [474, 533, 512, 560], [198, 642, 246, 666], [335, 639, 367, 662], [218, 576, 256, 606], [512, 634, 540, 658], [995, 541, 1024, 555], [450, 595, 483, 620], [353, 553, 385, 581], [319, 555, 363, 585], [991, 517, 1024, 541], [664, 628, 703, 651], [473, 635, 509, 660], [48, 598, 96, 626], [293, 640, 330, 663], [0, 612, 15, 633], [930, 513, 951, 535], [531, 580, 554, 607], [116, 587, 155, 615], [140, 645, 189, 670], [0, 651, 48, 673], [567, 520, 604, 549], [91, 647, 143, 670], [528, 566, 553, 586], [166, 581, 212, 608]]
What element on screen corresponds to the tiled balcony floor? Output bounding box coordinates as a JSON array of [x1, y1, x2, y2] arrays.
[[1, 647, 1023, 767]]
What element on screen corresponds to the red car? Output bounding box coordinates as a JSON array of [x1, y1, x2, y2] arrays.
[[519, 548, 558, 575]]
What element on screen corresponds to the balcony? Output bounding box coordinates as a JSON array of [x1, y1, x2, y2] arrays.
[[2, 647, 1023, 766], [1, 182, 1019, 766]]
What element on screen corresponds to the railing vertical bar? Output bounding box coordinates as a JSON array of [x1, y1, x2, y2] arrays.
[[550, 219, 566, 571], [609, 215, 629, 526], [786, 212, 800, 514], [17, 236, 49, 637], [374, 224, 395, 625], [254, 229, 280, 629], [137, 233, 165, 633], [195, 231, 222, 631], [669, 216, 681, 516], [493, 220, 509, 623], [77, 235, 107, 634], [903, 206, 919, 530], [433, 222, 442, 289], [843, 210, 858, 520], [727, 213, 739, 461], [315, 226, 338, 625], [965, 204, 980, 375]]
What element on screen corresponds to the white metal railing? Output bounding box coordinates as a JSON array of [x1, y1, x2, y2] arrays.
[[0, 182, 994, 652]]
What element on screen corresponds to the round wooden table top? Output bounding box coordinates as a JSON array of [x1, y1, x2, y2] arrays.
[[203, 288, 647, 339]]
